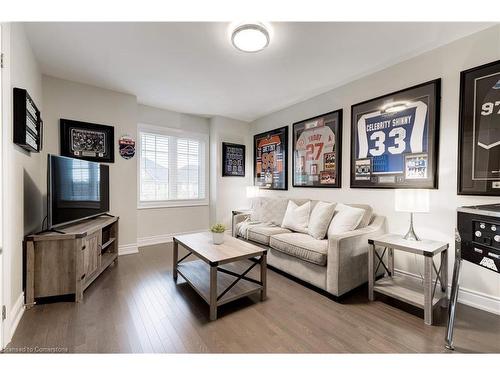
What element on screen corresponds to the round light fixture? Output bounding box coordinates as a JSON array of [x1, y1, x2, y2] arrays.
[[231, 23, 270, 53]]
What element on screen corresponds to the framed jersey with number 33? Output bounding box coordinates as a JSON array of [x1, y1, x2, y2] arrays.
[[350, 79, 441, 189], [458, 60, 500, 196]]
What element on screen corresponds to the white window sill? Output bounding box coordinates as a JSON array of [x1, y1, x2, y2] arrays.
[[138, 200, 209, 210]]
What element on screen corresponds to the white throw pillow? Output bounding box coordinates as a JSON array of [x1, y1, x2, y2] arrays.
[[281, 200, 311, 233], [327, 203, 365, 236], [308, 201, 336, 240]]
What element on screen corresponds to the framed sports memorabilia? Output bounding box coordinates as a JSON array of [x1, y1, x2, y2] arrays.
[[222, 142, 245, 177], [292, 109, 342, 188], [254, 126, 288, 190], [60, 119, 115, 163], [458, 60, 500, 196], [350, 79, 441, 189]]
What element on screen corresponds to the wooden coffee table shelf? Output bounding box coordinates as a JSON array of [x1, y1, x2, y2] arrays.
[[173, 232, 267, 320], [177, 260, 264, 307]]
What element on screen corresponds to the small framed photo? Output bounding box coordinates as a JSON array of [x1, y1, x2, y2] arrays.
[[458, 59, 500, 196], [254, 126, 288, 190], [350, 79, 440, 189], [222, 142, 246, 177], [292, 109, 342, 188], [60, 119, 115, 163]]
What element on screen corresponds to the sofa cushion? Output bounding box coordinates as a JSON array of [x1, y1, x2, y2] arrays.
[[281, 200, 311, 233], [327, 203, 365, 236], [250, 197, 289, 225], [349, 204, 373, 228], [270, 233, 328, 266], [237, 222, 291, 245], [308, 201, 336, 240]]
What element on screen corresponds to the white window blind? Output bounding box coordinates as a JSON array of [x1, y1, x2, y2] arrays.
[[139, 125, 208, 207]]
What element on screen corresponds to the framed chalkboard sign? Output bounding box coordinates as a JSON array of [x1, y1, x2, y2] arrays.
[[222, 142, 245, 177]]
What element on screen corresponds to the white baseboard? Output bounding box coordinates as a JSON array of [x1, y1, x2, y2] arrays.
[[118, 243, 139, 256], [7, 292, 25, 343], [137, 230, 202, 247], [395, 268, 500, 315]]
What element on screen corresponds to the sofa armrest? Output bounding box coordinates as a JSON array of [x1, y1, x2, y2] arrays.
[[232, 213, 252, 237], [326, 215, 387, 295]]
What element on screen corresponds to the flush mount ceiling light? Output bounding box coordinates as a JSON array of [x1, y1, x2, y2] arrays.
[[383, 102, 409, 113], [231, 23, 270, 53]]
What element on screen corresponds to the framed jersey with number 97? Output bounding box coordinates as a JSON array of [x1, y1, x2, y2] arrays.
[[350, 79, 441, 189], [458, 60, 500, 196]]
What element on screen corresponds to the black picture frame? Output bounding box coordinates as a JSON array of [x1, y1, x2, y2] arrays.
[[253, 126, 288, 190], [350, 79, 441, 189], [222, 142, 246, 177], [458, 59, 500, 196], [60, 119, 115, 163], [292, 109, 342, 188]]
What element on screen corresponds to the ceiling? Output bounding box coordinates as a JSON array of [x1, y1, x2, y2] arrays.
[[24, 22, 494, 122]]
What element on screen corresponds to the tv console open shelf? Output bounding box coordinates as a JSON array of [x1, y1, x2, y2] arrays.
[[24, 215, 119, 307]]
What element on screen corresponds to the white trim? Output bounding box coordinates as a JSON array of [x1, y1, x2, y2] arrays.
[[138, 123, 209, 140], [395, 268, 500, 315], [138, 199, 209, 209], [138, 230, 203, 247], [6, 292, 24, 344], [118, 243, 139, 256]]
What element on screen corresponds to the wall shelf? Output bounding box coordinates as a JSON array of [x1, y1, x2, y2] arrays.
[[13, 87, 43, 152]]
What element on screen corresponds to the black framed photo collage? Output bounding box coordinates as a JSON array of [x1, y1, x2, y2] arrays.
[[250, 59, 499, 196]]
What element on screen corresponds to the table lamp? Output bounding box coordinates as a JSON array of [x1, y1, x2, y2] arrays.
[[394, 189, 429, 241]]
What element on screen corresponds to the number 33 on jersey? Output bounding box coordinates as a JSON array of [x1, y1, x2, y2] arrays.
[[356, 100, 428, 174]]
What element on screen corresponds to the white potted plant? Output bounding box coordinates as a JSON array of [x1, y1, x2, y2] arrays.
[[210, 223, 226, 245]]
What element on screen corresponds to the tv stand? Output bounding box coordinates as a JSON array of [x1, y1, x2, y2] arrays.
[[99, 213, 115, 218], [35, 228, 66, 235], [25, 215, 119, 307]]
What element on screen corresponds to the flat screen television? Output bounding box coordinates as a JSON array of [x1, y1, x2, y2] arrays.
[[48, 154, 110, 229]]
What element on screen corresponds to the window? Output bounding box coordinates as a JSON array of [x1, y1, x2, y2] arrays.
[[138, 124, 208, 208]]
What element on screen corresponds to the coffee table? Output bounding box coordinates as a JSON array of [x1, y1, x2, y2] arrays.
[[172, 232, 267, 320]]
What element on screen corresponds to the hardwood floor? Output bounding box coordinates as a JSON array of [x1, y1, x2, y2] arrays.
[[6, 243, 500, 353]]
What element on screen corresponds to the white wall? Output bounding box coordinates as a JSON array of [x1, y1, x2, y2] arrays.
[[209, 116, 251, 229], [1, 23, 44, 344], [250, 25, 500, 314], [42, 76, 138, 251], [137, 104, 210, 241]]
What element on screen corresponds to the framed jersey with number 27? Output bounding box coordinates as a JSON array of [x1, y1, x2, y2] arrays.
[[350, 79, 441, 189], [293, 109, 342, 188], [458, 60, 500, 196]]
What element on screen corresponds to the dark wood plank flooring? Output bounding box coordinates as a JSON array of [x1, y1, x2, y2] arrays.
[[6, 243, 500, 353]]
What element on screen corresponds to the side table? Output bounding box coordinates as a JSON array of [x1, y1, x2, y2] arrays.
[[368, 233, 449, 325]]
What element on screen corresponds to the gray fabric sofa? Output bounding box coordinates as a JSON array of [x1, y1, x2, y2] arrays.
[[233, 197, 387, 297]]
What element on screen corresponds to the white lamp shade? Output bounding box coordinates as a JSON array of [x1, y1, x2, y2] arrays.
[[246, 186, 260, 199], [394, 189, 429, 213]]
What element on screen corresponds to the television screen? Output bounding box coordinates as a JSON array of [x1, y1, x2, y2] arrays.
[[48, 154, 110, 229]]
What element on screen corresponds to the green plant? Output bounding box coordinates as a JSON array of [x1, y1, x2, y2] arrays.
[[210, 223, 226, 233]]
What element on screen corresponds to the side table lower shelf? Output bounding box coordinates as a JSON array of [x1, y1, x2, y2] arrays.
[[373, 274, 446, 310], [368, 234, 449, 325]]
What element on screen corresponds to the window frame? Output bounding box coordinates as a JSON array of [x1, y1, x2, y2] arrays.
[[137, 123, 209, 209]]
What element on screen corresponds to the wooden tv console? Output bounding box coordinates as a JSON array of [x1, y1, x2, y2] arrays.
[[24, 215, 119, 308]]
